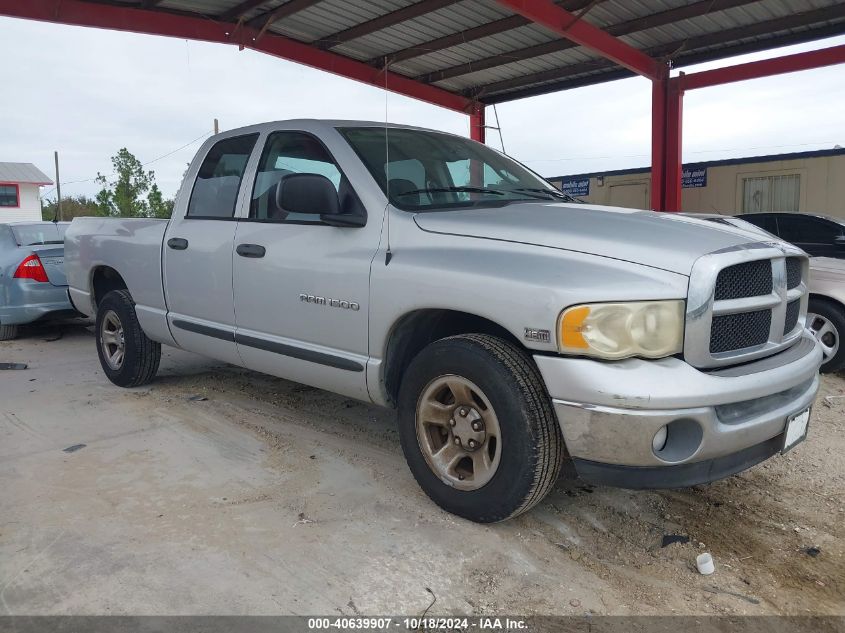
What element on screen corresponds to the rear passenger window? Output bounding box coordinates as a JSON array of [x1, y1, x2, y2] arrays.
[[187, 134, 258, 218]]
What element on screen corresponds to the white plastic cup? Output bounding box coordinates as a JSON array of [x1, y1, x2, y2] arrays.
[[696, 552, 715, 575]]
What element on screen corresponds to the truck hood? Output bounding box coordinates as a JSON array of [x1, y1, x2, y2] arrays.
[[413, 202, 767, 275]]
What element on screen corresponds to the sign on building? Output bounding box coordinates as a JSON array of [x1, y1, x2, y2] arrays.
[[560, 177, 590, 196], [682, 167, 707, 188]]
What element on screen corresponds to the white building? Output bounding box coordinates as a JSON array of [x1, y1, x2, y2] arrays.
[[0, 162, 53, 222]]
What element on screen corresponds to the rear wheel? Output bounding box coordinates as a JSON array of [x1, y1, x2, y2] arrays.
[[0, 324, 18, 341], [397, 334, 564, 523], [807, 297, 845, 373], [95, 289, 161, 387]]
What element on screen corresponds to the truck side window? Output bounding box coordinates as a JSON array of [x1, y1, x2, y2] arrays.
[[187, 133, 258, 219], [250, 131, 363, 223]]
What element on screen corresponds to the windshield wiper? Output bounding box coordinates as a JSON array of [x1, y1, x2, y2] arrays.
[[394, 186, 505, 197], [504, 187, 582, 202]]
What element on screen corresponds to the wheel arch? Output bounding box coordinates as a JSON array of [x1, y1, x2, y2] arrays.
[[381, 308, 526, 406], [91, 266, 129, 308], [809, 292, 845, 311]]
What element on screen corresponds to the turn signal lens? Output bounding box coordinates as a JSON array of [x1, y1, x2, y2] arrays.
[[558, 300, 685, 360], [13, 254, 49, 283]]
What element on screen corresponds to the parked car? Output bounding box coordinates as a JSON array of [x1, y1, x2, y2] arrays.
[[740, 212, 845, 259], [0, 221, 75, 340], [65, 121, 822, 523], [699, 214, 845, 373]]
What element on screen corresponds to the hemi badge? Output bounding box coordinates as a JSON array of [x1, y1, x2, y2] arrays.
[[524, 328, 551, 343]]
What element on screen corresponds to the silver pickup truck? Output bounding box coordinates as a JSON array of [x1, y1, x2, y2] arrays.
[[65, 120, 823, 523]]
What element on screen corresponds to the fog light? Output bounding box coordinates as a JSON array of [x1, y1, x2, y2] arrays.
[[652, 426, 668, 452]]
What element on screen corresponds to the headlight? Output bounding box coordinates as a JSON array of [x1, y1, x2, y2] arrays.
[[558, 300, 685, 360]]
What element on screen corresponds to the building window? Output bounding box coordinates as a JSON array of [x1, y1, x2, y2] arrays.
[[0, 184, 19, 207], [741, 174, 800, 213]]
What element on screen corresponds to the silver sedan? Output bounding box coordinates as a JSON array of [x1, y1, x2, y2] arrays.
[[0, 222, 75, 340]]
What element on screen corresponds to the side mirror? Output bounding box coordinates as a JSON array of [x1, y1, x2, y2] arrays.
[[275, 173, 364, 227], [834, 235, 845, 245]]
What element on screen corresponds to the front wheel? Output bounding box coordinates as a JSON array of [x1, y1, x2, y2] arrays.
[[397, 334, 564, 523], [95, 289, 161, 387], [807, 298, 845, 373]]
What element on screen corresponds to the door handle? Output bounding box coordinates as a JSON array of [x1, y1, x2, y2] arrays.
[[167, 237, 188, 250], [236, 243, 266, 258]]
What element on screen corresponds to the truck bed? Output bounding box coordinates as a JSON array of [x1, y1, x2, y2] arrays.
[[64, 217, 170, 323]]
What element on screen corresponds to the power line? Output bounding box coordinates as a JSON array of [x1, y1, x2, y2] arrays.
[[46, 130, 212, 192]]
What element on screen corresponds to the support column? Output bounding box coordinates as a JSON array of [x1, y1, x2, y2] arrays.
[[470, 104, 486, 189], [650, 76, 667, 211], [664, 76, 684, 212], [650, 69, 684, 212], [470, 104, 486, 143]]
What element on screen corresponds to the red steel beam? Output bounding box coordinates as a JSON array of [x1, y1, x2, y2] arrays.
[[650, 77, 667, 212], [680, 43, 845, 91], [494, 0, 660, 79], [0, 0, 474, 114], [663, 78, 684, 212], [469, 105, 486, 144]]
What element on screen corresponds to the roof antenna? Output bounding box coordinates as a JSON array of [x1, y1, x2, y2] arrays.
[[383, 57, 393, 266]]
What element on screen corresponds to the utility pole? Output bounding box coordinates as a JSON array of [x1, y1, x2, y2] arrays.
[[54, 151, 63, 222], [213, 118, 219, 135]]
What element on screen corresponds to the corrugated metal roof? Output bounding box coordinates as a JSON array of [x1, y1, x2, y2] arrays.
[[0, 163, 53, 185], [7, 0, 845, 105]]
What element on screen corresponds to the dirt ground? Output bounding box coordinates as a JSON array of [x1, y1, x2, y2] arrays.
[[1, 324, 842, 616]]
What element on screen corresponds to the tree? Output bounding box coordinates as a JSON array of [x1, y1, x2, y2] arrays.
[[147, 183, 174, 219], [41, 195, 103, 221], [95, 148, 174, 218]]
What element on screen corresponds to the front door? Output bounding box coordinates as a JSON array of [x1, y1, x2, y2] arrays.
[[232, 129, 378, 400], [163, 132, 259, 365]]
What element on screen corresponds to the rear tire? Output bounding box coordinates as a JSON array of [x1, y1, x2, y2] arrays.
[[807, 297, 845, 373], [95, 290, 161, 387], [397, 333, 564, 523], [0, 324, 18, 341]]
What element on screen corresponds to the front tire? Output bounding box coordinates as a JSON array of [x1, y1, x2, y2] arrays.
[[95, 289, 161, 387], [0, 324, 18, 341], [807, 297, 845, 373], [397, 334, 564, 523]]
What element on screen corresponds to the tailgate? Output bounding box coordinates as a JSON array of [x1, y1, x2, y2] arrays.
[[30, 245, 67, 287]]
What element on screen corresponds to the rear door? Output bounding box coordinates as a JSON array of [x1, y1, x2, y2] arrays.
[[232, 129, 377, 400], [163, 133, 259, 365]]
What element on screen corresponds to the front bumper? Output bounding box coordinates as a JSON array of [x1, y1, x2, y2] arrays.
[[0, 280, 75, 326], [534, 332, 822, 488]]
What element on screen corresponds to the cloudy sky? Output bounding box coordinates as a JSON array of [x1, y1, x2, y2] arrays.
[[1, 16, 843, 201]]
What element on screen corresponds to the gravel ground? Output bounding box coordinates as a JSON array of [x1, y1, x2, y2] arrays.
[[0, 323, 842, 616]]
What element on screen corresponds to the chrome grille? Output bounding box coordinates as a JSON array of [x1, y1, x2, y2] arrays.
[[786, 257, 802, 290], [714, 260, 772, 300], [710, 310, 771, 353], [784, 299, 801, 335], [685, 243, 809, 368]]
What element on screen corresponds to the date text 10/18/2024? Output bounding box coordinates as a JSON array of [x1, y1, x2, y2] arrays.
[[307, 617, 529, 630]]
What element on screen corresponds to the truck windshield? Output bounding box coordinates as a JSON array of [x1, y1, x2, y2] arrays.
[[338, 127, 579, 211], [11, 223, 67, 246]]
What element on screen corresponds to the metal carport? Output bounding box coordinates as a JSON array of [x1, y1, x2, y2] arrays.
[[1, 0, 844, 211]]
